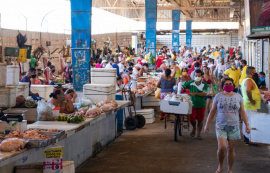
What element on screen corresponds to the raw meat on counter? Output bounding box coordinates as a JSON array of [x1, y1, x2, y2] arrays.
[[6, 130, 50, 139], [85, 107, 102, 118], [0, 138, 27, 152], [29, 129, 59, 133], [78, 107, 89, 114]]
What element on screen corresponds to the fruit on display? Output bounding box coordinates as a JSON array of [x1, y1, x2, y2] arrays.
[[56, 115, 85, 123]]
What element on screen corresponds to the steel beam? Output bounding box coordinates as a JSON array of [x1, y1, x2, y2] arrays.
[[70, 0, 92, 91], [99, 6, 242, 10]]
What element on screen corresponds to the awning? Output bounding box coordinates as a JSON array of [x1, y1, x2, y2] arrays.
[[247, 32, 270, 40]]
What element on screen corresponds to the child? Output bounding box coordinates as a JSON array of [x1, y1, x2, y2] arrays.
[[258, 72, 266, 89]]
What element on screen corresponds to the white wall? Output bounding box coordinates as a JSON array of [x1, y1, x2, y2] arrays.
[[156, 34, 238, 51]]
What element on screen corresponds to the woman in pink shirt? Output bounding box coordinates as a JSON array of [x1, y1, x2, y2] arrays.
[[95, 58, 103, 68]]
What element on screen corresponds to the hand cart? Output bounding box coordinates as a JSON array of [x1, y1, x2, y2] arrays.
[[122, 82, 146, 130], [160, 99, 192, 141]]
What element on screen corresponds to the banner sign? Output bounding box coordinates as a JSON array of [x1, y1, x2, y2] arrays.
[[186, 20, 192, 49], [250, 0, 270, 32], [172, 10, 180, 52], [145, 0, 157, 56]]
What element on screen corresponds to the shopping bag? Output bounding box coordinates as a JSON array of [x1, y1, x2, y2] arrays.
[[155, 88, 161, 99]]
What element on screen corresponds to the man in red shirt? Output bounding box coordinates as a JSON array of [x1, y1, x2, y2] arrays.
[[191, 57, 201, 69], [156, 51, 166, 68]]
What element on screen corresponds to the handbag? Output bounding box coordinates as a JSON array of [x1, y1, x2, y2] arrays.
[[211, 83, 217, 97]]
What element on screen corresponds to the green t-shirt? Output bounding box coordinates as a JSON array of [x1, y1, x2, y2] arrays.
[[182, 80, 208, 108]]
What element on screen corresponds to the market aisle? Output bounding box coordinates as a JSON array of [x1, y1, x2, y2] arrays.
[[77, 118, 270, 173]]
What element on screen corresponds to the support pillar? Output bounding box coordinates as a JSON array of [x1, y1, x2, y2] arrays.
[[172, 10, 180, 52], [186, 20, 192, 49], [70, 0, 92, 91], [145, 0, 157, 56]]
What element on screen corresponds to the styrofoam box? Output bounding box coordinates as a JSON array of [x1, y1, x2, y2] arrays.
[[132, 109, 155, 124], [83, 84, 115, 103], [0, 63, 7, 87], [18, 82, 29, 98], [160, 100, 192, 115], [0, 86, 16, 107], [146, 118, 155, 124], [6, 65, 20, 86], [15, 161, 75, 173], [91, 68, 117, 87], [142, 94, 160, 107], [30, 85, 54, 101]]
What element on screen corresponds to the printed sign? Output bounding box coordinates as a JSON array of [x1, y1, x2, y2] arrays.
[[43, 147, 63, 173], [250, 0, 270, 32]]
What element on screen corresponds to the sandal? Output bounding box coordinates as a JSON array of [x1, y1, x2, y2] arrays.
[[197, 136, 202, 140], [190, 130, 195, 137]]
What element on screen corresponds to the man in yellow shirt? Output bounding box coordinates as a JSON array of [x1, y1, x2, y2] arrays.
[[238, 60, 247, 95], [241, 66, 261, 145], [223, 61, 241, 92], [213, 47, 220, 62]]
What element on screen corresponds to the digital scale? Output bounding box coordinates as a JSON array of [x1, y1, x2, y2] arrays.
[[0, 111, 27, 135]]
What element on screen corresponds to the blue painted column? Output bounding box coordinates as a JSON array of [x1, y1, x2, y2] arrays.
[[186, 20, 192, 49], [70, 0, 92, 91], [172, 10, 180, 52], [145, 0, 157, 56]]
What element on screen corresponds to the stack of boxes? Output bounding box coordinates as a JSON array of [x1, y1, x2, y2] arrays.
[[0, 63, 18, 108], [83, 68, 117, 103]]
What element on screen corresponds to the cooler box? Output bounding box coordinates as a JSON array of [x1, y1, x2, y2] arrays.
[[6, 65, 20, 86], [0, 86, 17, 108], [30, 85, 54, 101], [142, 94, 160, 107], [0, 63, 7, 87], [18, 82, 29, 98], [91, 68, 117, 87], [160, 100, 192, 115], [83, 84, 115, 103], [132, 109, 155, 124]]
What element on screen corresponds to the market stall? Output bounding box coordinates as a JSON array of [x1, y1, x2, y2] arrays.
[[0, 101, 129, 172]]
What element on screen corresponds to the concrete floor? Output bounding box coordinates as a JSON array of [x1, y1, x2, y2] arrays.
[[77, 118, 270, 173]]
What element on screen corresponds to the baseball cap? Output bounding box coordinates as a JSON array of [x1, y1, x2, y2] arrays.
[[102, 60, 107, 63]]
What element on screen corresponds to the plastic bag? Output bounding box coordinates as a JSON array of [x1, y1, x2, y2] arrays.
[[79, 97, 92, 107], [37, 100, 55, 121], [155, 88, 161, 99], [25, 96, 37, 108], [177, 82, 182, 95], [207, 84, 213, 96]]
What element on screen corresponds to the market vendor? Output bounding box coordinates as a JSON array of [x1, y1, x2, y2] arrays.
[[157, 68, 176, 120], [62, 60, 73, 84], [20, 68, 42, 101], [116, 76, 124, 92], [44, 61, 52, 85], [182, 69, 208, 140], [49, 65, 59, 85], [65, 89, 77, 103], [132, 64, 141, 79], [123, 67, 133, 85], [30, 72, 42, 85], [47, 89, 75, 114], [139, 63, 149, 77]]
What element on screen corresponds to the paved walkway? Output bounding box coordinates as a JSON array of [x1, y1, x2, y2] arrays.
[[77, 118, 270, 173]]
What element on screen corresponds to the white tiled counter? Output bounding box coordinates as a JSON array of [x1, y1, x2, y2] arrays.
[[0, 101, 129, 173]]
